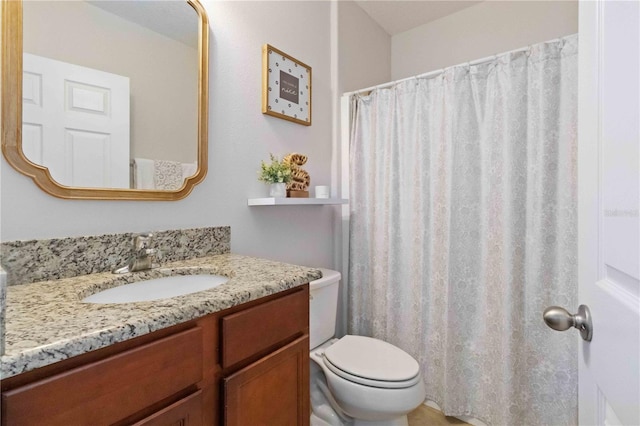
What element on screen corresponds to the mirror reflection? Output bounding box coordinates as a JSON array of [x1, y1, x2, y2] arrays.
[[22, 0, 199, 190]]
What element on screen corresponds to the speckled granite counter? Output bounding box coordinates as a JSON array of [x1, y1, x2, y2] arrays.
[[1, 254, 321, 379]]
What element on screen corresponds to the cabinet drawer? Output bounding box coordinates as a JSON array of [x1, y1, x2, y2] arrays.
[[221, 286, 308, 368], [2, 327, 203, 426], [133, 390, 203, 426]]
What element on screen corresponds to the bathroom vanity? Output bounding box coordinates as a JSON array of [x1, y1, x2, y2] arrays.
[[0, 254, 318, 425]]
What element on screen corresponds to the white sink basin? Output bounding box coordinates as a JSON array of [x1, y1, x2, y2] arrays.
[[82, 274, 229, 304]]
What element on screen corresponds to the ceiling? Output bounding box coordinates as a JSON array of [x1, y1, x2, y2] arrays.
[[88, 1, 199, 48], [89, 0, 481, 47], [354, 0, 482, 36]]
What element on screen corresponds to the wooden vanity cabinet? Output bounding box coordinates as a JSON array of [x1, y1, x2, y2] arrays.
[[1, 284, 310, 426]]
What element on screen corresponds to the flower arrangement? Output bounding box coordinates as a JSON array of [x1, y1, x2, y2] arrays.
[[257, 154, 292, 184]]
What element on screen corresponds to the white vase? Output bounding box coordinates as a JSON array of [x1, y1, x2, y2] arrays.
[[269, 182, 287, 198]]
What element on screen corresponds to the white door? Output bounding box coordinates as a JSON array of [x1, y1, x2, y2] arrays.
[[577, 0, 640, 425], [22, 53, 130, 188]]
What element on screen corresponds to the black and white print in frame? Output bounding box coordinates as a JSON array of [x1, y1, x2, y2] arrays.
[[262, 44, 312, 126]]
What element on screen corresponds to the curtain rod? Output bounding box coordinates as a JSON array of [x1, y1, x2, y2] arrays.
[[342, 36, 568, 97]]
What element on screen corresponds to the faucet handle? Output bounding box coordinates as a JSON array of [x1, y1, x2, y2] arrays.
[[133, 232, 154, 251]]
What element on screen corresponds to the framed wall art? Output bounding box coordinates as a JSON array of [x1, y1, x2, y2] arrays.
[[262, 44, 312, 126]]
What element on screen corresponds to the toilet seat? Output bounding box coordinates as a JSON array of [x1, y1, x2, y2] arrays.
[[323, 357, 422, 389], [322, 335, 421, 389]]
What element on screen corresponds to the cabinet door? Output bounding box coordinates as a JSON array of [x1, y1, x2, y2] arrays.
[[224, 336, 310, 426], [133, 391, 203, 426]]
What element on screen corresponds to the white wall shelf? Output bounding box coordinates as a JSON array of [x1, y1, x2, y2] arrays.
[[248, 198, 348, 206]]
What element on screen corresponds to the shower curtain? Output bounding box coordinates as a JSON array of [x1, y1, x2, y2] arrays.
[[348, 35, 578, 426]]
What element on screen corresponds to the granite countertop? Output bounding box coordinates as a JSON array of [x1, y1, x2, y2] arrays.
[[1, 254, 322, 379]]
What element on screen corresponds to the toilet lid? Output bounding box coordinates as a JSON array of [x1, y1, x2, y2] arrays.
[[323, 335, 420, 384]]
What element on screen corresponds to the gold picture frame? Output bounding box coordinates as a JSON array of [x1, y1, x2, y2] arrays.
[[262, 44, 311, 126]]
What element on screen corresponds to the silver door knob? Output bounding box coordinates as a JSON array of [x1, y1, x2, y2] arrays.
[[543, 305, 593, 342]]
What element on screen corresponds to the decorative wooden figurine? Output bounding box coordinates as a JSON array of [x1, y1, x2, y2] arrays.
[[283, 153, 310, 198]]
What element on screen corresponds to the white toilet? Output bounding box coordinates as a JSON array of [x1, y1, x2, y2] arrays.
[[309, 269, 426, 426]]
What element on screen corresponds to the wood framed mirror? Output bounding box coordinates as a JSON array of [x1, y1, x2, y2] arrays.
[[1, 0, 209, 200]]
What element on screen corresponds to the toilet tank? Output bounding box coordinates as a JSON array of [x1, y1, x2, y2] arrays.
[[309, 268, 341, 349]]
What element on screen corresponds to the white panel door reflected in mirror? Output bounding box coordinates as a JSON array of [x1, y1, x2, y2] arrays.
[[23, 53, 131, 188]]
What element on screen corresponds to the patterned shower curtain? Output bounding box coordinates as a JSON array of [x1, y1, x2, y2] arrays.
[[348, 35, 578, 426]]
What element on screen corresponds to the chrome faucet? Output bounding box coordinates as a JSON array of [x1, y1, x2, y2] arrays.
[[113, 233, 159, 274]]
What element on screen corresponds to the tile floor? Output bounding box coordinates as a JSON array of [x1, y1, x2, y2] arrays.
[[408, 405, 469, 426]]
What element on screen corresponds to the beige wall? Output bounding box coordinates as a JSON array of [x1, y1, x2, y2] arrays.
[[338, 1, 391, 93], [23, 1, 198, 163], [391, 0, 578, 80]]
